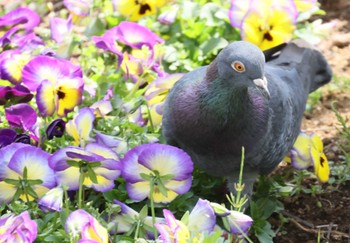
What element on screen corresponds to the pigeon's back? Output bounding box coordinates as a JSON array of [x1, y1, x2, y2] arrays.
[[257, 41, 332, 174]]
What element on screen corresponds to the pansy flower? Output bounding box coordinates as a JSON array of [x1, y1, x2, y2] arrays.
[[109, 200, 164, 235], [0, 84, 33, 106], [155, 199, 216, 242], [65, 209, 108, 243], [5, 103, 39, 142], [156, 209, 190, 242], [285, 132, 330, 182], [122, 143, 193, 203], [229, 0, 297, 50], [21, 55, 84, 117], [92, 21, 164, 66], [49, 143, 121, 192], [38, 186, 64, 212], [113, 0, 167, 21], [158, 6, 179, 25], [90, 100, 113, 118], [46, 118, 66, 140], [144, 73, 183, 126], [187, 199, 216, 234], [0, 129, 17, 148], [50, 15, 73, 43], [0, 8, 40, 47], [210, 202, 253, 235], [0, 50, 31, 84], [0, 211, 37, 243], [0, 143, 56, 203], [66, 107, 95, 146]]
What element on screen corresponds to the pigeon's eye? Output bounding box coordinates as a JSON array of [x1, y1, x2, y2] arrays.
[[232, 61, 246, 73]]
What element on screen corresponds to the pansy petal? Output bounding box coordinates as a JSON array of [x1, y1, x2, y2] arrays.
[[49, 146, 80, 171], [86, 175, 115, 192], [36, 79, 56, 116], [8, 146, 56, 188], [55, 167, 80, 190], [85, 143, 119, 161], [75, 108, 95, 141], [153, 187, 178, 204], [164, 178, 192, 195], [56, 77, 84, 117], [138, 144, 193, 180], [121, 144, 154, 182], [126, 181, 150, 201], [65, 209, 91, 237], [115, 21, 164, 49], [290, 148, 312, 169], [81, 216, 108, 243], [188, 199, 216, 233], [0, 182, 16, 203], [5, 103, 37, 131], [311, 148, 329, 183], [226, 211, 253, 234], [50, 16, 72, 43]]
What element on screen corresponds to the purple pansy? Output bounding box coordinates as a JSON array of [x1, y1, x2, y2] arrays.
[[38, 186, 64, 212], [0, 143, 56, 203], [21, 55, 84, 117], [110, 199, 165, 235], [46, 119, 66, 140], [5, 103, 38, 141], [49, 143, 121, 192], [0, 211, 37, 242], [50, 15, 73, 43], [0, 49, 31, 84], [0, 84, 33, 106], [92, 21, 164, 67], [0, 129, 17, 148], [158, 6, 179, 25], [210, 202, 253, 235], [65, 209, 108, 242], [121, 143, 193, 203], [0, 8, 40, 47]]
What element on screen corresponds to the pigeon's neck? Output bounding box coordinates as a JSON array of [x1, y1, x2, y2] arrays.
[[201, 63, 270, 131]]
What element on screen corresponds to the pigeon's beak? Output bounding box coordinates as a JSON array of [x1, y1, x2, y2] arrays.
[[253, 76, 270, 99]]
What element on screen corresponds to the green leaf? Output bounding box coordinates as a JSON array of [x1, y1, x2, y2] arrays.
[[139, 204, 148, 220], [27, 179, 43, 186], [85, 16, 105, 37], [140, 173, 153, 181], [156, 179, 168, 197], [26, 186, 39, 199], [160, 174, 174, 181], [4, 178, 20, 185], [87, 166, 98, 184], [66, 160, 81, 167]]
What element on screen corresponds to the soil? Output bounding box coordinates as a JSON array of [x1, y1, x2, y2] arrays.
[[270, 1, 350, 242]]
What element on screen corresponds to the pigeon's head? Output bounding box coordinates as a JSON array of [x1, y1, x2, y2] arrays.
[[216, 41, 270, 99]]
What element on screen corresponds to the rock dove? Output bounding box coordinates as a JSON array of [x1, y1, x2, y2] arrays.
[[162, 40, 332, 197]]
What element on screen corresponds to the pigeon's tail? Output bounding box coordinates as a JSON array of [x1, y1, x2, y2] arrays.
[[267, 40, 332, 93]]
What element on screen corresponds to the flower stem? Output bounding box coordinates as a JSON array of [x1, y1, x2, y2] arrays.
[[149, 179, 158, 239], [63, 185, 70, 218], [235, 147, 245, 211], [78, 169, 85, 209]]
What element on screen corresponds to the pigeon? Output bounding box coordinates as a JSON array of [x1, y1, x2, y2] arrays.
[[162, 40, 332, 197]]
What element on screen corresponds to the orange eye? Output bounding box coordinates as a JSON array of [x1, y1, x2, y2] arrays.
[[232, 61, 246, 73]]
